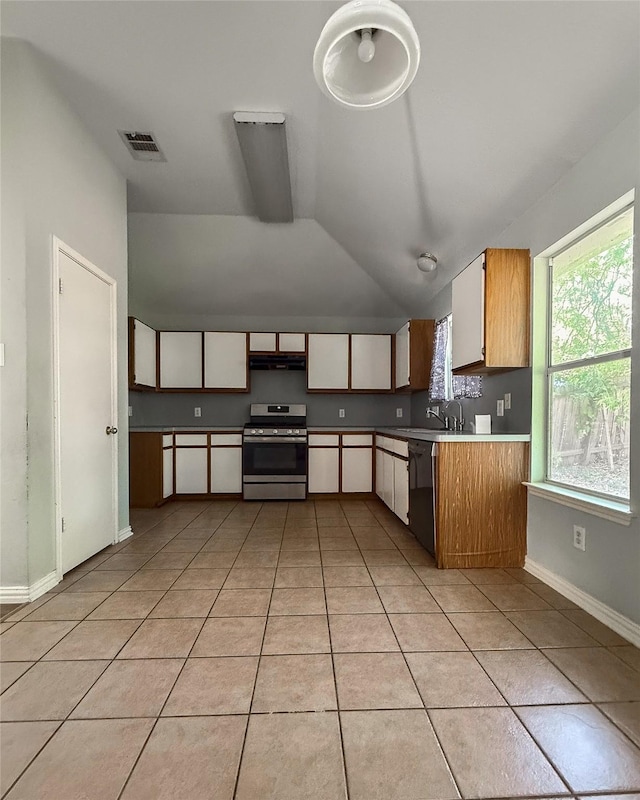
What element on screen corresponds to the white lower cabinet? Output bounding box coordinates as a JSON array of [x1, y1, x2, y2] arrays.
[[376, 447, 384, 499], [341, 448, 372, 493], [162, 448, 174, 498], [376, 444, 409, 524], [175, 448, 208, 494], [308, 448, 340, 493], [210, 447, 242, 493]]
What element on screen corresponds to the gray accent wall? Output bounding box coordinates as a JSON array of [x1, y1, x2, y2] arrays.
[[130, 370, 411, 428]]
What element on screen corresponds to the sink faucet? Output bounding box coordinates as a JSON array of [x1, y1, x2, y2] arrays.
[[445, 400, 464, 431], [425, 407, 450, 429]]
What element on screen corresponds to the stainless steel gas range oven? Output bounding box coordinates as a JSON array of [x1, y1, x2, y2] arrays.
[[242, 404, 308, 500]]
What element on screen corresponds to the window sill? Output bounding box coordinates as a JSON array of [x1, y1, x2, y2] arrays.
[[524, 482, 634, 526]]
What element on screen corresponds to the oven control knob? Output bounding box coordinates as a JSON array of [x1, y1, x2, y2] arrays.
[[287, 429, 293, 434], [293, 429, 299, 434], [258, 429, 263, 434], [273, 429, 278, 434]]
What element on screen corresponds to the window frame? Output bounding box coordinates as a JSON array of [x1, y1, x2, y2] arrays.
[[543, 202, 634, 503]]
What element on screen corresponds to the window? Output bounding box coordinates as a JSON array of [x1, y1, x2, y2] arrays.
[[546, 204, 633, 501], [429, 315, 482, 401]]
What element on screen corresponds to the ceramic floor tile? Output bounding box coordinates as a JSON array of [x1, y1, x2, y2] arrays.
[[413, 566, 470, 585], [475, 649, 588, 705], [0, 663, 34, 695], [95, 554, 152, 571], [561, 609, 630, 646], [3, 718, 153, 800], [459, 568, 517, 584], [516, 704, 640, 793], [388, 613, 467, 652], [262, 615, 330, 654], [377, 585, 440, 613], [117, 618, 203, 658], [0, 660, 108, 720], [504, 568, 543, 584], [87, 590, 165, 619], [2, 595, 59, 622], [544, 647, 640, 701], [275, 567, 324, 588], [333, 652, 422, 710], [340, 709, 459, 800], [148, 590, 218, 618], [181, 550, 234, 568], [252, 653, 336, 712], [235, 712, 346, 800], [209, 588, 271, 617], [223, 567, 276, 589], [429, 584, 498, 612], [280, 538, 320, 552], [319, 537, 359, 551], [63, 570, 135, 592], [328, 614, 399, 652], [171, 568, 230, 590], [0, 721, 60, 796], [118, 569, 183, 591], [71, 658, 183, 718], [598, 701, 640, 747], [477, 583, 553, 611], [430, 706, 566, 798], [162, 656, 258, 715], [325, 587, 384, 614], [41, 619, 141, 660], [368, 566, 422, 586], [360, 549, 408, 566], [141, 551, 195, 570], [191, 616, 266, 656], [320, 550, 365, 566], [120, 716, 247, 800], [269, 587, 326, 615], [406, 652, 506, 707], [449, 612, 535, 650], [322, 566, 373, 587], [0, 621, 77, 661], [232, 551, 280, 568], [160, 538, 207, 553], [277, 550, 322, 567], [22, 592, 111, 621], [529, 583, 579, 609], [610, 645, 640, 672], [505, 610, 600, 647], [397, 547, 434, 566]]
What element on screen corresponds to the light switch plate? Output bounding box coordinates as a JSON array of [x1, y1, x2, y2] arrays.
[[339, 409, 345, 419], [396, 408, 403, 418], [194, 407, 202, 418]]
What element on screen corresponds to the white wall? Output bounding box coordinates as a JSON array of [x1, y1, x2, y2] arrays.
[[1, 39, 129, 591], [419, 109, 640, 623]]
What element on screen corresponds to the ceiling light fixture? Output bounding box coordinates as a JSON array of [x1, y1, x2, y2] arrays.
[[313, 0, 420, 110], [417, 252, 438, 273], [233, 112, 293, 223]]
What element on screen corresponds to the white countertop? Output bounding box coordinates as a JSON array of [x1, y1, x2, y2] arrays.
[[378, 427, 530, 443], [130, 426, 243, 432]]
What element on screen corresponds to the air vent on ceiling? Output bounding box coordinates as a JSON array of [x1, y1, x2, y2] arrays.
[[118, 130, 166, 162]]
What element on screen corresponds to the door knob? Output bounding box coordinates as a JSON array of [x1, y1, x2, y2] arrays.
[[106, 426, 118, 435]]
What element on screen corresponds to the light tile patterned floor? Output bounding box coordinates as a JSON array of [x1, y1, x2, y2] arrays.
[[1, 498, 639, 799]]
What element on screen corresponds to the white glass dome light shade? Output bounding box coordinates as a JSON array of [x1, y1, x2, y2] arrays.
[[313, 0, 420, 110], [417, 253, 437, 273]]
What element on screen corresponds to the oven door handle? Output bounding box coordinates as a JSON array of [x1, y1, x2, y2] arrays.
[[243, 436, 307, 443]]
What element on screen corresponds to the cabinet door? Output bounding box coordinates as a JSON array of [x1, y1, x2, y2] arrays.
[[375, 448, 384, 499], [452, 254, 485, 369], [210, 447, 242, 493], [162, 448, 174, 498], [307, 334, 349, 390], [382, 451, 394, 510], [341, 448, 372, 493], [308, 448, 340, 493], [160, 332, 202, 389], [133, 319, 157, 387], [278, 333, 306, 352], [249, 332, 277, 352], [393, 457, 409, 524], [395, 322, 410, 389], [175, 448, 208, 494], [351, 335, 391, 390], [204, 332, 247, 389]]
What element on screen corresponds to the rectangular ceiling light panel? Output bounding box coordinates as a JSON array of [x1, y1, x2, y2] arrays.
[[233, 111, 293, 223]]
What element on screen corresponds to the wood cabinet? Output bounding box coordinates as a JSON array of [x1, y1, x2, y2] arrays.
[[394, 319, 435, 392], [452, 248, 530, 374], [204, 332, 248, 390], [159, 332, 202, 389], [374, 435, 409, 523], [307, 334, 350, 390], [351, 334, 392, 391], [128, 317, 157, 389], [435, 441, 529, 568]]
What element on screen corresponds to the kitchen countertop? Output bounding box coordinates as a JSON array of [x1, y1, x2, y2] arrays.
[[378, 427, 530, 443], [130, 426, 243, 432]]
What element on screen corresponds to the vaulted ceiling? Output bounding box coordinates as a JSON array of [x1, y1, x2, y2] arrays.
[[4, 1, 639, 318]]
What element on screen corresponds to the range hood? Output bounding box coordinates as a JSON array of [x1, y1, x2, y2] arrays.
[[249, 354, 306, 371]]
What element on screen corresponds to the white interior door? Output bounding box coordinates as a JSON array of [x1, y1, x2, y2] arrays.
[[56, 247, 117, 574]]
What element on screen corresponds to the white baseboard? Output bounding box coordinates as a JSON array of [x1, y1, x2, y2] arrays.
[[0, 570, 58, 604], [117, 526, 133, 543], [525, 557, 640, 648]]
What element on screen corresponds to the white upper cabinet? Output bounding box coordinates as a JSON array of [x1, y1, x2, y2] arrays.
[[159, 332, 202, 389], [132, 319, 157, 388], [204, 332, 248, 389], [249, 332, 277, 352], [452, 254, 485, 370], [307, 333, 349, 390], [351, 334, 391, 391], [278, 333, 306, 352], [395, 322, 410, 389]]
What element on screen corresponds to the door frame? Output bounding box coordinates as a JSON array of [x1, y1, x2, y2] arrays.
[[51, 236, 119, 580]]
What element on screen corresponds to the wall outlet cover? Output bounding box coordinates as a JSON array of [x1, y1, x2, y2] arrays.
[[396, 408, 403, 418], [194, 407, 202, 418], [504, 392, 511, 410], [573, 525, 586, 551], [497, 399, 505, 417], [339, 409, 345, 418]]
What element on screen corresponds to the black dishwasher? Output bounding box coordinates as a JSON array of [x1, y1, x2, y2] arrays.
[[408, 441, 436, 556]]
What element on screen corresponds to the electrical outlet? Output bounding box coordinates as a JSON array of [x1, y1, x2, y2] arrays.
[[396, 408, 403, 418], [573, 525, 586, 551], [497, 399, 505, 417], [128, 405, 133, 417], [504, 392, 511, 410], [339, 408, 345, 419], [194, 407, 202, 418]]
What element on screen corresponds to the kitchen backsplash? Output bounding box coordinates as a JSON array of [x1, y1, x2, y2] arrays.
[[129, 369, 411, 428]]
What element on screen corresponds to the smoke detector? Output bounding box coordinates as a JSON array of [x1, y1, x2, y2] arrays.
[[118, 131, 166, 162]]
